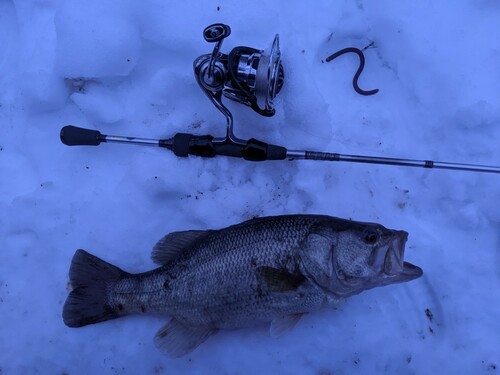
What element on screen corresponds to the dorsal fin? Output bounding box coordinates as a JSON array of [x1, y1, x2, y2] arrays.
[[152, 230, 211, 265]]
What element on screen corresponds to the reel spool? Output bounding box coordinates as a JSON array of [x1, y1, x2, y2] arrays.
[[194, 23, 284, 142]]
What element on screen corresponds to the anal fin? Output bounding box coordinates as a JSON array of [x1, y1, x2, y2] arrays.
[[154, 319, 218, 358], [270, 313, 304, 338]]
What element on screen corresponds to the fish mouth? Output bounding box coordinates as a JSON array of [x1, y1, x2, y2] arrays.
[[400, 261, 423, 281], [383, 231, 423, 282]]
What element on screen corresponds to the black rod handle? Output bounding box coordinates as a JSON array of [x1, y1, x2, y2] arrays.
[[60, 126, 105, 146]]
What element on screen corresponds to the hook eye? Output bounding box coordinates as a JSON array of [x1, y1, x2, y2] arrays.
[[204, 23, 231, 42]]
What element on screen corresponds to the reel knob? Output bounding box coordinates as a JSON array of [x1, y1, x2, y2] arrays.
[[203, 24, 231, 43]]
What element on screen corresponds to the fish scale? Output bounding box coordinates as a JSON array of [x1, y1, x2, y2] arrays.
[[112, 216, 326, 326], [63, 214, 422, 357]]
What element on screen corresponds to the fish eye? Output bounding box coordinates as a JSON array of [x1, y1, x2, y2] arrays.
[[364, 231, 379, 244]]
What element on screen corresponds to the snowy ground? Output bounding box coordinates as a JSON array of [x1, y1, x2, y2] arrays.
[[1, 0, 499, 374]]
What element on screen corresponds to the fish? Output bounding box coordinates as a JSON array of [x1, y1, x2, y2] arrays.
[[62, 214, 422, 357]]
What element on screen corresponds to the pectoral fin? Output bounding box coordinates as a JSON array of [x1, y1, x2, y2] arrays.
[[256, 266, 306, 292], [270, 313, 304, 338], [154, 319, 218, 358], [152, 230, 211, 265]]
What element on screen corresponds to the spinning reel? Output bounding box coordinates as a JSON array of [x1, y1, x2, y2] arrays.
[[60, 24, 500, 174], [195, 24, 283, 117], [194, 23, 284, 145]]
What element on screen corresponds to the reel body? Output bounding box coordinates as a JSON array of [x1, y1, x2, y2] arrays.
[[193, 24, 284, 143]]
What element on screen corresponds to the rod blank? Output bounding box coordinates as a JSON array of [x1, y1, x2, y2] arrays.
[[104, 135, 161, 147], [286, 150, 500, 174]]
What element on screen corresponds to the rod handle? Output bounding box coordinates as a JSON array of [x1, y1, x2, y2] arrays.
[[60, 126, 104, 146]]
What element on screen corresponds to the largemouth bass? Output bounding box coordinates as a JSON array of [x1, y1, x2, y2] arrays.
[[63, 215, 422, 357]]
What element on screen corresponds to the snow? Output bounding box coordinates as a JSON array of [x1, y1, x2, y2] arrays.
[[1, 0, 499, 374]]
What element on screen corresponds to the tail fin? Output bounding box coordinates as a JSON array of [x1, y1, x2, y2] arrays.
[[63, 249, 129, 328]]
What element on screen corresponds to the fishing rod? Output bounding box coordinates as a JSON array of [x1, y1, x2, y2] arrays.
[[60, 23, 500, 174]]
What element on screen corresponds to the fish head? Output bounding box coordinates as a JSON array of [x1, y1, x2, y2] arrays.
[[302, 220, 423, 298]]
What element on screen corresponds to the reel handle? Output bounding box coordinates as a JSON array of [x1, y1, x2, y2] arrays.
[[60, 125, 104, 146], [203, 23, 231, 42]]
